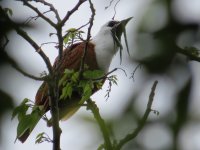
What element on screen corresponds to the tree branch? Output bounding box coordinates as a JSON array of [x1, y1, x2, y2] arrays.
[[87, 99, 113, 150], [15, 27, 53, 74], [61, 0, 87, 26], [0, 6, 53, 74], [56, 24, 63, 60], [48, 81, 62, 150], [34, 0, 61, 22], [176, 46, 200, 62], [22, 0, 56, 28], [116, 80, 158, 150], [79, 0, 95, 75], [1, 50, 46, 81]]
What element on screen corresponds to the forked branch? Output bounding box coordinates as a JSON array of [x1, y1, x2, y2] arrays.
[[116, 80, 158, 149]]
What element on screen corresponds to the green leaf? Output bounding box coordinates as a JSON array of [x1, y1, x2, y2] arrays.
[[63, 36, 69, 45], [12, 98, 29, 121], [64, 68, 74, 75], [83, 70, 104, 79], [60, 83, 73, 100], [71, 72, 79, 82], [80, 82, 93, 104], [35, 132, 45, 144], [17, 109, 41, 139], [59, 69, 74, 86], [66, 28, 77, 32]]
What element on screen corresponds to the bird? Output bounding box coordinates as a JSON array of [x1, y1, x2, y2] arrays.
[[17, 17, 131, 143]]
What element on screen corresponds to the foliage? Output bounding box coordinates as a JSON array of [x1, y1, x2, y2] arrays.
[[63, 28, 84, 46], [12, 99, 43, 142]]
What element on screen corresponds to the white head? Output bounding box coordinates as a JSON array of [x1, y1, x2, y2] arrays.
[[91, 20, 121, 72], [91, 18, 131, 72]]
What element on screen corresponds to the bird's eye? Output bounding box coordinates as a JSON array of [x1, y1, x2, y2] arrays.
[[107, 21, 118, 27]]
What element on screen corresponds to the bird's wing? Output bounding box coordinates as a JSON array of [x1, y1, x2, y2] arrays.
[[35, 42, 99, 107], [53, 42, 98, 73]]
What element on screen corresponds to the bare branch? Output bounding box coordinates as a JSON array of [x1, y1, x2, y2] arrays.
[[176, 46, 200, 62], [112, 0, 120, 19], [40, 42, 58, 48], [92, 67, 127, 81], [34, 0, 61, 22], [79, 0, 95, 75], [0, 6, 53, 74], [13, 65, 46, 81], [22, 0, 56, 28], [1, 49, 46, 81], [105, 0, 121, 19], [116, 80, 158, 149], [56, 25, 63, 60], [15, 27, 53, 74], [24, 10, 52, 25], [130, 63, 141, 81], [61, 0, 87, 26]]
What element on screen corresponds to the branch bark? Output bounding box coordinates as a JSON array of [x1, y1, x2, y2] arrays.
[[0, 6, 53, 75], [22, 0, 56, 28], [176, 46, 200, 62], [79, 0, 95, 75], [116, 80, 158, 150], [61, 0, 87, 26]]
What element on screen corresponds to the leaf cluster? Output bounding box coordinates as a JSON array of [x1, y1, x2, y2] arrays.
[[12, 98, 44, 142], [63, 28, 84, 47], [59, 68, 105, 104]]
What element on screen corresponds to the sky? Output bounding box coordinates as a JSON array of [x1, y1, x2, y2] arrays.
[[1, 0, 200, 150]]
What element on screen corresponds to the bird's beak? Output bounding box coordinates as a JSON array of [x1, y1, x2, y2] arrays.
[[111, 17, 132, 62], [114, 17, 132, 40], [111, 17, 132, 48]]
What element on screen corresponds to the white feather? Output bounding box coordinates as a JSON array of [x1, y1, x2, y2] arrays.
[[91, 23, 118, 72]]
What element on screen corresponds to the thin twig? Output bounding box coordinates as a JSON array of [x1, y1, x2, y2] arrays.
[[24, 10, 52, 25], [15, 27, 53, 74], [34, 0, 61, 22], [1, 47, 45, 80], [93, 67, 127, 81], [112, 0, 120, 20], [116, 80, 158, 150], [130, 63, 141, 81], [40, 42, 58, 48], [22, 0, 56, 28], [105, 0, 115, 9], [62, 21, 90, 40], [0, 6, 53, 74], [79, 0, 95, 75], [61, 0, 87, 26]]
